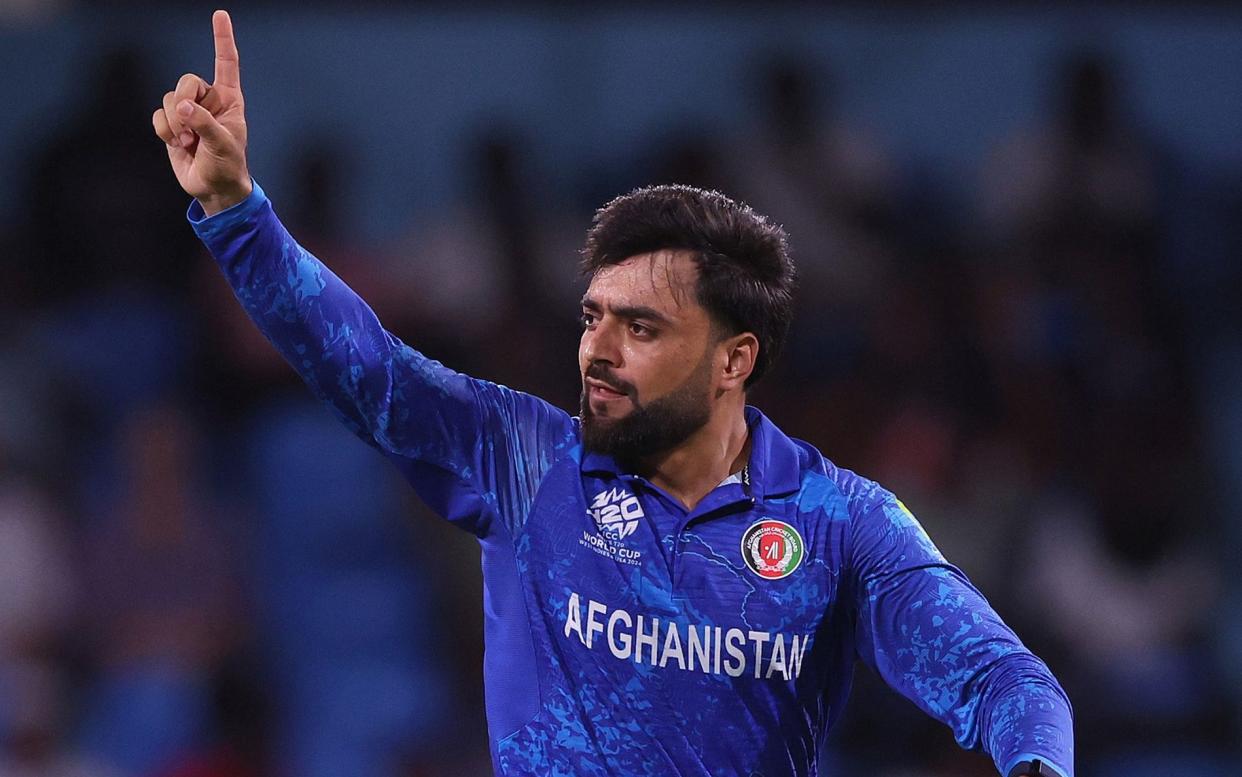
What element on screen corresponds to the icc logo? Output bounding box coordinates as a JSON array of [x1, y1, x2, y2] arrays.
[[588, 487, 644, 542]]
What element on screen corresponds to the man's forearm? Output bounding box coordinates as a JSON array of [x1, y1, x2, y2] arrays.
[[980, 651, 1074, 777], [188, 180, 403, 445]]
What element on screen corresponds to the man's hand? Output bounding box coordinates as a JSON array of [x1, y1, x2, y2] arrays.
[[152, 9, 252, 215]]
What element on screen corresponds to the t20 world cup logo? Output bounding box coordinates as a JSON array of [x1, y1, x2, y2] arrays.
[[588, 487, 644, 542]]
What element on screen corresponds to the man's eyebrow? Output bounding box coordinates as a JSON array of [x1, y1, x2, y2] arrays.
[[580, 297, 673, 326]]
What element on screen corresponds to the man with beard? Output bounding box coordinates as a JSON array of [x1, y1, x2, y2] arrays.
[[153, 11, 1073, 777]]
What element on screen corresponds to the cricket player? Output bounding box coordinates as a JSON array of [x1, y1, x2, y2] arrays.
[[152, 11, 1073, 776]]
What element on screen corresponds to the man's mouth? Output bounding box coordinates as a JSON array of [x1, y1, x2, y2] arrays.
[[585, 378, 627, 399]]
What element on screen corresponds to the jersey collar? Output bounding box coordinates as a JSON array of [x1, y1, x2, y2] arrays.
[[579, 405, 803, 503]]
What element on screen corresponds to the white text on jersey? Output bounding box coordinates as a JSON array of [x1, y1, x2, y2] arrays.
[[562, 591, 811, 681]]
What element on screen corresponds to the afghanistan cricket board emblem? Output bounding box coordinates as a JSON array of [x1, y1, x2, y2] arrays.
[[741, 519, 805, 580]]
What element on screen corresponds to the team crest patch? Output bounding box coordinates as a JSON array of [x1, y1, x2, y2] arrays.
[[741, 519, 805, 580]]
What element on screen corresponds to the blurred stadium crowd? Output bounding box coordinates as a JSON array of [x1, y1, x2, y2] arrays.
[[1, 5, 1241, 777]]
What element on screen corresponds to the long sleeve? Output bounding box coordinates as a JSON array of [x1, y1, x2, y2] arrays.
[[187, 181, 574, 537], [848, 492, 1074, 777]]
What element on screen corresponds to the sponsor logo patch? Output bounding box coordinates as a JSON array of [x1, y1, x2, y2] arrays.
[[741, 519, 805, 580]]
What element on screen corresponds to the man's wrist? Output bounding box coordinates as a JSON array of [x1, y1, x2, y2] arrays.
[[199, 178, 254, 216], [187, 179, 266, 239]]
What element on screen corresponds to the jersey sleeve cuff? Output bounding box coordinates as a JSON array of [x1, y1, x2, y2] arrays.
[[186, 179, 267, 240], [1004, 754, 1071, 777]]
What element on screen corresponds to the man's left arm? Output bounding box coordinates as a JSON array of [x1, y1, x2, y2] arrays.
[[848, 492, 1074, 777]]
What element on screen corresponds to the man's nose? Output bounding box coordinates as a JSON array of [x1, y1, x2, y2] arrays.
[[582, 320, 621, 366]]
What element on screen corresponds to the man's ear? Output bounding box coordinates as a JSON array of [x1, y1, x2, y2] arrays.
[[720, 332, 759, 391]]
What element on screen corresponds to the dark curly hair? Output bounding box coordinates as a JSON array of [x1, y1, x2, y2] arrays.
[[581, 184, 796, 388]]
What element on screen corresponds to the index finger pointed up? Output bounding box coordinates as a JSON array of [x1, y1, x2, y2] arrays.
[[212, 9, 241, 90]]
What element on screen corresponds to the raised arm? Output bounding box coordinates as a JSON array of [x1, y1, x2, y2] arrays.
[[152, 11, 574, 537], [849, 493, 1074, 777]]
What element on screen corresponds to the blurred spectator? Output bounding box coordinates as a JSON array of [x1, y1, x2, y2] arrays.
[[979, 49, 1157, 248], [975, 48, 1231, 775], [0, 482, 95, 777], [13, 45, 200, 437], [0, 664, 119, 777], [75, 403, 245, 776], [0, 368, 91, 776], [17, 45, 199, 309], [728, 54, 901, 310], [0, 479, 74, 667], [387, 124, 582, 405]]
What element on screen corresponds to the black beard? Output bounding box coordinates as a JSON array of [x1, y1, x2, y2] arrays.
[[580, 357, 713, 465]]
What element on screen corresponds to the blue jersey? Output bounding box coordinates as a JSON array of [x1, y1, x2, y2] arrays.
[[189, 182, 1073, 777]]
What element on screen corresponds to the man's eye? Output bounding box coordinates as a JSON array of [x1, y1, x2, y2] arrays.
[[629, 322, 652, 337], [580, 312, 598, 328]]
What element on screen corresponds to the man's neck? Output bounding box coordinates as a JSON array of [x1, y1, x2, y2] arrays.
[[636, 400, 751, 512]]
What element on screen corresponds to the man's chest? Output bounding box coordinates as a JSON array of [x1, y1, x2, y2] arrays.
[[514, 463, 845, 682]]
